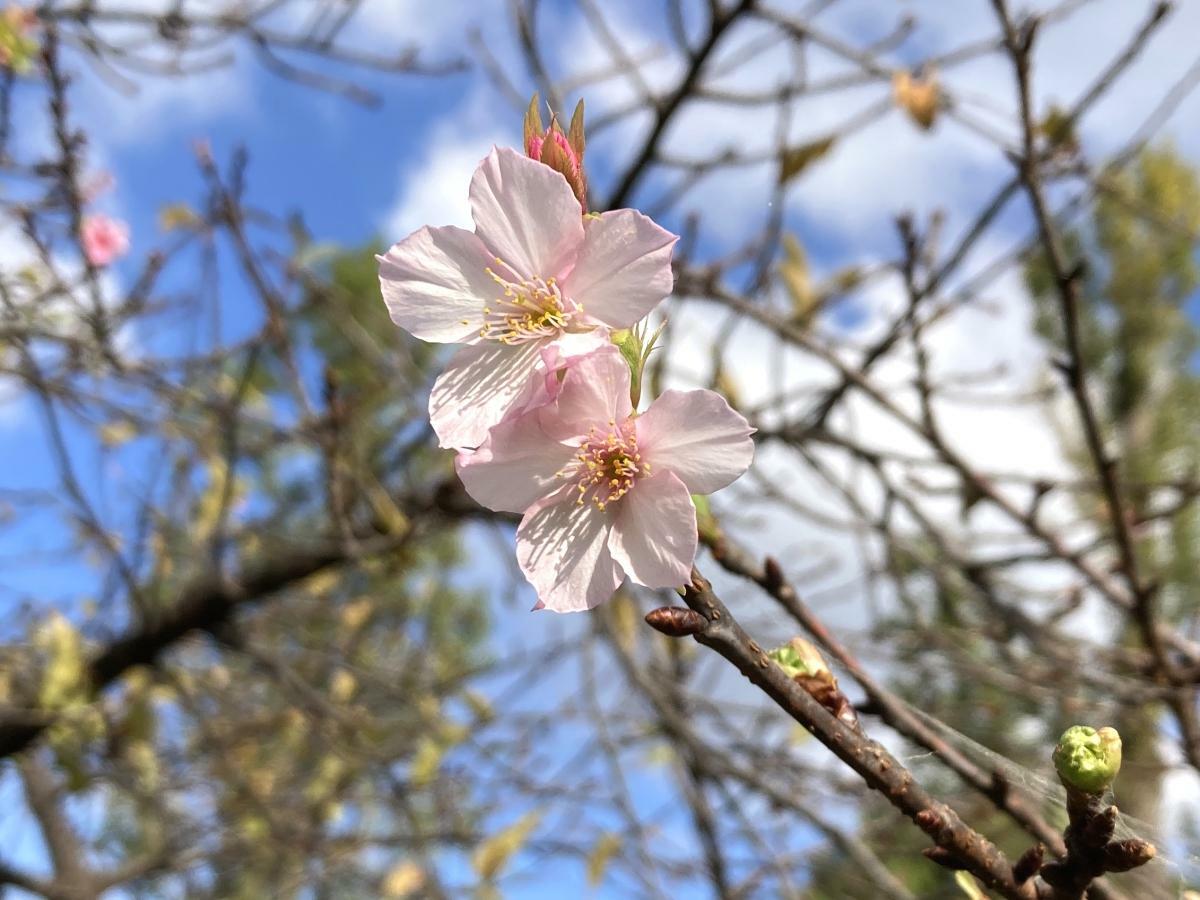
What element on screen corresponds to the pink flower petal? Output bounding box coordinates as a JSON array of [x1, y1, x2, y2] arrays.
[[507, 331, 612, 418], [636, 389, 755, 494], [377, 225, 496, 343], [455, 410, 576, 513], [81, 215, 130, 268], [429, 339, 545, 450], [608, 470, 696, 588], [516, 487, 623, 613], [470, 147, 584, 281], [552, 329, 612, 360], [536, 345, 632, 442], [562, 209, 677, 329]]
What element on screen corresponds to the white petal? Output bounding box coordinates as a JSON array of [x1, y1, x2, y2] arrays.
[[455, 411, 576, 513], [517, 487, 623, 613], [608, 471, 696, 589], [429, 340, 544, 450], [377, 226, 494, 343], [470, 148, 584, 280], [636, 389, 755, 494], [562, 209, 677, 328]]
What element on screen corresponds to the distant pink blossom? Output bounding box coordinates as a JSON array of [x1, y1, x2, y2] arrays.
[[377, 147, 676, 450], [456, 347, 755, 612], [81, 214, 129, 267]]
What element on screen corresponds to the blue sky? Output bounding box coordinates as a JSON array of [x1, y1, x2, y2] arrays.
[[4, 0, 1200, 895]]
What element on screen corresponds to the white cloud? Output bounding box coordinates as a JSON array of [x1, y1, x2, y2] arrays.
[[382, 118, 507, 239]]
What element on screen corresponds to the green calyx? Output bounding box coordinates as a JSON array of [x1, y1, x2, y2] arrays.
[[1052, 725, 1122, 794], [611, 320, 665, 409]]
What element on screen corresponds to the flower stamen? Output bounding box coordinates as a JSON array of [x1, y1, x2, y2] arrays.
[[562, 422, 648, 509], [480, 257, 575, 345]]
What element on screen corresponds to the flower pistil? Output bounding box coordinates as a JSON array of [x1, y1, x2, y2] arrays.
[[567, 422, 650, 510]]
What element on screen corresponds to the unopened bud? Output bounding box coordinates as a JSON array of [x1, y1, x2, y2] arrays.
[[769, 638, 859, 730], [523, 93, 588, 208], [1053, 725, 1122, 794], [644, 606, 707, 637], [768, 637, 829, 680], [1103, 837, 1156, 872]]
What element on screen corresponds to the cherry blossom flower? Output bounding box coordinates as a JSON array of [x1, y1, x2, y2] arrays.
[[81, 214, 130, 267], [456, 347, 754, 612], [377, 147, 676, 450]]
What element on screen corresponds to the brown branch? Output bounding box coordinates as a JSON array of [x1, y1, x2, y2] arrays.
[[656, 568, 1041, 900], [605, 0, 757, 209], [703, 535, 1129, 900]]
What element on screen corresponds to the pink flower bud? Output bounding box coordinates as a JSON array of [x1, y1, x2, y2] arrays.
[[81, 214, 130, 267], [527, 129, 577, 171], [522, 94, 588, 209]]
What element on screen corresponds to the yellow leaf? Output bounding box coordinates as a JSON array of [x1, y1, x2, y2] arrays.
[[643, 742, 675, 767], [382, 863, 425, 897], [1039, 104, 1077, 152], [954, 870, 988, 899], [830, 265, 865, 292], [713, 368, 742, 410], [340, 598, 374, 630], [240, 814, 270, 842], [193, 458, 240, 540], [464, 690, 495, 723], [98, 420, 137, 447], [0, 8, 38, 75], [409, 737, 445, 787], [304, 753, 345, 804], [893, 69, 940, 130], [779, 233, 817, 324], [472, 812, 540, 880], [125, 739, 161, 791], [779, 135, 836, 184], [35, 613, 89, 710], [586, 833, 622, 887], [330, 669, 357, 703], [158, 203, 201, 232], [606, 591, 639, 653], [304, 569, 339, 598]]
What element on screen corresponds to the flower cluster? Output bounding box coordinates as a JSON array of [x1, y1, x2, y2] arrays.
[[378, 101, 754, 612]]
